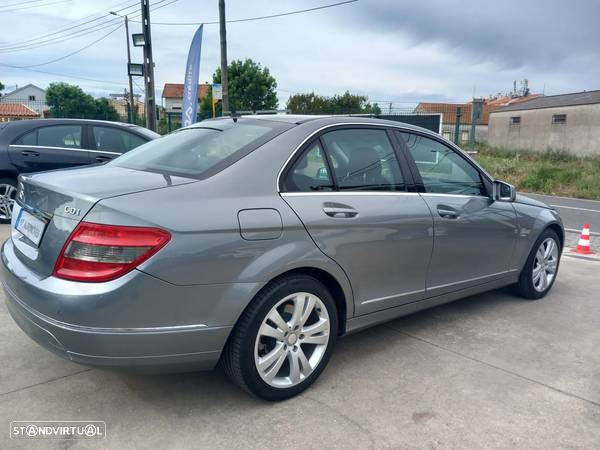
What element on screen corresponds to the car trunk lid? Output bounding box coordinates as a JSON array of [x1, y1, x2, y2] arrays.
[[11, 164, 195, 278]]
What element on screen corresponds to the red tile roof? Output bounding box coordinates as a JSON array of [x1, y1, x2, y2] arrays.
[[162, 83, 210, 99], [416, 95, 542, 125], [0, 103, 40, 118]]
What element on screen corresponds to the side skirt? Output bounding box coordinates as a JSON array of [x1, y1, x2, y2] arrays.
[[344, 275, 518, 335]]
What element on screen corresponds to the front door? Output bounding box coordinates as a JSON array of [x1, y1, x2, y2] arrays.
[[280, 127, 433, 316], [396, 131, 518, 297], [8, 124, 89, 173]]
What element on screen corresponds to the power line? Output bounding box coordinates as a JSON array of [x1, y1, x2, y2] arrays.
[[0, 0, 59, 9], [0, 63, 128, 86], [0, 0, 178, 87], [0, 0, 174, 53], [0, 2, 138, 52], [131, 0, 358, 25], [0, 0, 73, 13], [14, 23, 124, 68], [0, 0, 135, 50]]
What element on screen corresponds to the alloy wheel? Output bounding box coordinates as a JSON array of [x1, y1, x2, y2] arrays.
[[0, 183, 17, 221], [532, 237, 559, 292], [254, 292, 330, 388]]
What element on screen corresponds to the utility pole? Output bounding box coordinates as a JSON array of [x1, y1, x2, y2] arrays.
[[218, 0, 229, 115], [110, 11, 136, 124], [141, 0, 157, 131], [124, 15, 136, 124]]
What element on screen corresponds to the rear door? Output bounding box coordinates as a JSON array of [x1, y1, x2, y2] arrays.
[[280, 126, 433, 316], [89, 125, 148, 163], [8, 124, 89, 173], [396, 131, 518, 296]]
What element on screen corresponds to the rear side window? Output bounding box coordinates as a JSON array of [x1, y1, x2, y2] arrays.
[[284, 141, 333, 192], [14, 130, 37, 145], [92, 126, 146, 154], [112, 122, 284, 178], [38, 125, 82, 148], [321, 128, 405, 191]]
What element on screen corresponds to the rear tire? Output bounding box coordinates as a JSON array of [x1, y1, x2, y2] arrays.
[[515, 228, 561, 300], [0, 178, 17, 224], [222, 274, 338, 401]]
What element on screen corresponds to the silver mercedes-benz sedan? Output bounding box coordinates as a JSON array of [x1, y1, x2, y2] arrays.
[[1, 116, 563, 400]]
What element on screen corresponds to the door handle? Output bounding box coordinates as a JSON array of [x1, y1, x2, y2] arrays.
[[322, 204, 358, 218], [20, 150, 40, 157], [437, 206, 459, 219], [95, 155, 113, 162]]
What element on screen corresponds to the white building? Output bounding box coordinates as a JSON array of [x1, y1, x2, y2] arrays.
[[488, 90, 600, 156], [0, 84, 48, 114]]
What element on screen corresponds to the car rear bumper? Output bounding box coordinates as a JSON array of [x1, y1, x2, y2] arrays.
[[0, 238, 259, 372]]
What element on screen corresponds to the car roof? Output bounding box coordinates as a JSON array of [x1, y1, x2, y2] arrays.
[[199, 114, 435, 134]]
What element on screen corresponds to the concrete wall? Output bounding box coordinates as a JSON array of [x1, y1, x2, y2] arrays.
[[164, 98, 182, 112], [488, 104, 600, 156]]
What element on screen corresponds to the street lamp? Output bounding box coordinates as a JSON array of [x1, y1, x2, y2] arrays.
[[110, 11, 136, 123]]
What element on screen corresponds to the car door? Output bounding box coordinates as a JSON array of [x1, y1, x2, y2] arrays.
[[280, 126, 434, 316], [89, 125, 147, 163], [8, 124, 89, 173], [396, 131, 518, 297]]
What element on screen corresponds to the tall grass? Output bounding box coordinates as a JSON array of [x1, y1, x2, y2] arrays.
[[473, 144, 600, 199]]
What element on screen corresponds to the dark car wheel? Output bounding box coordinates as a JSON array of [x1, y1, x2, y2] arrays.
[[0, 178, 17, 224], [515, 228, 561, 300], [222, 274, 338, 401]]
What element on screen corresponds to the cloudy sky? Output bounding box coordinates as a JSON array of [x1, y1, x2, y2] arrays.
[[0, 0, 598, 108]]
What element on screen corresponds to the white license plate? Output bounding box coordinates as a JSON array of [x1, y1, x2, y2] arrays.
[[14, 207, 47, 246]]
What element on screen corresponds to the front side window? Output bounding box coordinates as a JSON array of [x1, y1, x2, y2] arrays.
[[37, 125, 82, 148], [92, 126, 146, 154], [283, 141, 333, 192], [113, 121, 282, 178], [398, 132, 485, 196], [321, 128, 405, 191]]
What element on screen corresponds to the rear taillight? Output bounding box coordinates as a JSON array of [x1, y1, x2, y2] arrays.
[[53, 222, 171, 282]]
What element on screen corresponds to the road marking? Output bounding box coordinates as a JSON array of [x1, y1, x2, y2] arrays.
[[565, 227, 600, 236], [550, 204, 600, 213], [525, 193, 600, 204]]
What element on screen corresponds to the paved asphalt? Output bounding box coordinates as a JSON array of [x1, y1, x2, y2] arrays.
[[1, 224, 599, 449], [523, 192, 600, 234]]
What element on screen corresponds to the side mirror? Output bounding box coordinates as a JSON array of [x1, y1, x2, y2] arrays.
[[493, 180, 516, 202]]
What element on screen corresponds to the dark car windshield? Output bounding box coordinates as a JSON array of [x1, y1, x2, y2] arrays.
[[111, 120, 289, 178]]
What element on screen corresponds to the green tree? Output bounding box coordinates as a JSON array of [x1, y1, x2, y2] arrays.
[[286, 91, 381, 115], [0, 81, 5, 96], [208, 59, 278, 113], [46, 82, 119, 120]]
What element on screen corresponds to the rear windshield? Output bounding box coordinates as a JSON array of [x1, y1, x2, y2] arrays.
[[111, 121, 288, 178]]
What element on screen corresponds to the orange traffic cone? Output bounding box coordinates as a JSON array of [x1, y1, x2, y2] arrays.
[[571, 224, 595, 255]]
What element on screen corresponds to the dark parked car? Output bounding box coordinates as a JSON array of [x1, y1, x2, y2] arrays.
[[0, 119, 159, 223]]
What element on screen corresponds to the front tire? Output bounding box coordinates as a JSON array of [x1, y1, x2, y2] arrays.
[[0, 178, 17, 224], [515, 229, 561, 299], [222, 274, 338, 401]]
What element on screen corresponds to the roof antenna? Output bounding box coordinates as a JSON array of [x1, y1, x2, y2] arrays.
[[230, 108, 239, 123]]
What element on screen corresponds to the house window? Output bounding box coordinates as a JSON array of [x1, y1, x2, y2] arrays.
[[28, 95, 36, 101], [442, 130, 451, 140], [461, 130, 469, 143], [510, 116, 521, 125], [552, 114, 567, 125]]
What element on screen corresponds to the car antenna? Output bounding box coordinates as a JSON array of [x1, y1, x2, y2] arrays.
[[231, 110, 240, 123]]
